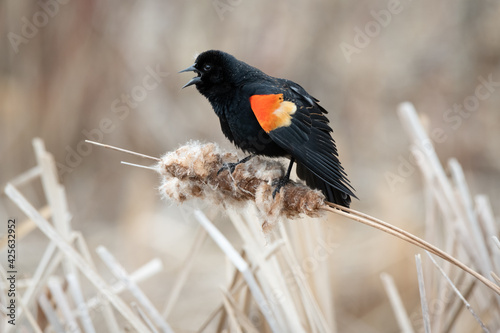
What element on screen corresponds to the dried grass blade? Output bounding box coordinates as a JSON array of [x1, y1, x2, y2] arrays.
[[193, 210, 280, 333], [67, 273, 96, 333], [4, 184, 151, 333], [415, 254, 431, 333], [380, 273, 415, 333], [426, 252, 490, 332], [85, 140, 160, 161], [96, 246, 173, 333]]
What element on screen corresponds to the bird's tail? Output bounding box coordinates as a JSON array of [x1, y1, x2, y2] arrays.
[[296, 163, 352, 208]]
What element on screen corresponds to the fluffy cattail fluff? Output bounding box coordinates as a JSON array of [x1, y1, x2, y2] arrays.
[[157, 141, 325, 230]]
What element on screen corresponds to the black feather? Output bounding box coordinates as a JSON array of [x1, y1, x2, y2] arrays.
[[180, 50, 357, 207]]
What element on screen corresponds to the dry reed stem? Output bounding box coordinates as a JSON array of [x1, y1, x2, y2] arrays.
[[220, 288, 260, 333], [442, 279, 477, 333], [83, 258, 163, 312], [226, 210, 312, 332], [415, 254, 431, 333], [324, 203, 500, 296], [4, 184, 152, 333], [380, 273, 415, 333], [96, 246, 174, 333], [448, 158, 493, 276], [18, 239, 60, 324], [66, 273, 96, 333], [132, 302, 159, 333], [4, 138, 171, 333], [87, 139, 500, 299], [193, 210, 281, 333], [16, 293, 43, 333], [220, 289, 244, 333], [197, 266, 255, 332], [47, 277, 81, 333], [85, 140, 160, 161], [162, 226, 207, 318], [426, 252, 490, 332], [273, 221, 332, 333], [87, 130, 500, 330], [38, 292, 64, 333]]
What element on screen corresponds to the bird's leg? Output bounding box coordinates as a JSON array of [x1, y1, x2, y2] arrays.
[[272, 158, 295, 198], [218, 155, 254, 175]]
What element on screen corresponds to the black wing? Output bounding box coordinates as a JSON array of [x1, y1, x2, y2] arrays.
[[250, 80, 356, 199]]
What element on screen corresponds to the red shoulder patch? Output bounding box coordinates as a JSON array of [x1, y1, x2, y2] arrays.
[[250, 94, 297, 133]]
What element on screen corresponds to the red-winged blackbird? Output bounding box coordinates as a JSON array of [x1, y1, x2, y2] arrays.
[[180, 50, 356, 207]]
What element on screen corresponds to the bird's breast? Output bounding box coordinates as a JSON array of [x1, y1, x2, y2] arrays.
[[218, 95, 286, 157]]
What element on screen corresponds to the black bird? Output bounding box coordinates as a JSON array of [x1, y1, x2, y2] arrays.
[[180, 50, 356, 207]]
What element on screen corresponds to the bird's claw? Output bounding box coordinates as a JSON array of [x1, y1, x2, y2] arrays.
[[217, 155, 254, 176], [217, 162, 238, 175], [272, 177, 290, 199]]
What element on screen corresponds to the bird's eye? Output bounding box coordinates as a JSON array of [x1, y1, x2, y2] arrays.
[[203, 64, 212, 71]]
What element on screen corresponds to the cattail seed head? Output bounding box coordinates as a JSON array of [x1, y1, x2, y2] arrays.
[[157, 142, 325, 230]]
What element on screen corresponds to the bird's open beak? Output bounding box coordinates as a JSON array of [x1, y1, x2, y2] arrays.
[[179, 64, 201, 88], [179, 64, 197, 73]]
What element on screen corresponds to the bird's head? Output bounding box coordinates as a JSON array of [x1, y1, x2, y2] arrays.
[[180, 50, 245, 97]]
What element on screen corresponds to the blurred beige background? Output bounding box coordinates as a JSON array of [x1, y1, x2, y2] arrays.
[[1, 0, 499, 331]]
